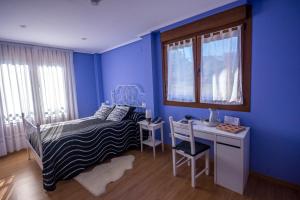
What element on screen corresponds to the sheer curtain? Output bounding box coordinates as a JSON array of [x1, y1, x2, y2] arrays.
[[167, 38, 195, 102], [0, 44, 34, 155], [0, 64, 33, 153], [200, 26, 243, 105], [0, 42, 78, 156], [35, 47, 78, 124]]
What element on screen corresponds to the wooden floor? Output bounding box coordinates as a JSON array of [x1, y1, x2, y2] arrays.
[[0, 148, 299, 200]]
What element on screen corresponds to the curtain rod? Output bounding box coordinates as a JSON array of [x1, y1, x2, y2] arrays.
[[0, 40, 73, 53]]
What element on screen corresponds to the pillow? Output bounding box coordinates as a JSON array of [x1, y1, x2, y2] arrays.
[[94, 104, 114, 120], [106, 105, 130, 121]]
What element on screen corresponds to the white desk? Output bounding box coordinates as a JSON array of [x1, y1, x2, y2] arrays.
[[193, 122, 250, 194]]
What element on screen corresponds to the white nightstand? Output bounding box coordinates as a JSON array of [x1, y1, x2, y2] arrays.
[[138, 120, 164, 159]]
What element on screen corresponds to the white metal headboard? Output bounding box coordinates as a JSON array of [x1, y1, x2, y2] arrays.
[[111, 85, 145, 108]]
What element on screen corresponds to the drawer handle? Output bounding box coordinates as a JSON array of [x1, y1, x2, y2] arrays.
[[217, 142, 240, 149]]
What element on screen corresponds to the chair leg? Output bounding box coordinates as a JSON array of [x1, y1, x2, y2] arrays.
[[191, 157, 196, 188], [205, 150, 209, 176], [172, 149, 177, 176]]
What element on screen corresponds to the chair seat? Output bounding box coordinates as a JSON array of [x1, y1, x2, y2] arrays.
[[174, 141, 210, 156]]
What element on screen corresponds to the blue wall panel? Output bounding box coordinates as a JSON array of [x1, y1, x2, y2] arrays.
[[101, 35, 156, 114], [73, 52, 100, 118], [93, 53, 104, 107]]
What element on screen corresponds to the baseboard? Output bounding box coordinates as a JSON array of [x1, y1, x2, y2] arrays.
[[250, 171, 300, 191]]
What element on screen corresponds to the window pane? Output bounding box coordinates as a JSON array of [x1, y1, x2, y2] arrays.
[[0, 64, 34, 123], [200, 26, 243, 105], [167, 39, 195, 102], [38, 65, 67, 120]]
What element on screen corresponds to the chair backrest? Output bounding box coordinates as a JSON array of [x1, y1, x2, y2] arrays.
[[169, 116, 196, 155]]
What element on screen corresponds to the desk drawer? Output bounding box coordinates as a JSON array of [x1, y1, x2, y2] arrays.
[[217, 136, 241, 148], [195, 131, 215, 141]]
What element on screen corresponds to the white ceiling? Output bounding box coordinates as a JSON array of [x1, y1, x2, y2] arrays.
[[0, 0, 237, 53]]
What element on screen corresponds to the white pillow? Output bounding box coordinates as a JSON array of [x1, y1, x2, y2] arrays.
[[94, 104, 114, 120], [106, 105, 130, 122]]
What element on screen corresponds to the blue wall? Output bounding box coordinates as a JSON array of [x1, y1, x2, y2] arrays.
[[73, 52, 102, 118], [101, 35, 157, 114], [93, 53, 104, 107], [98, 0, 300, 185]]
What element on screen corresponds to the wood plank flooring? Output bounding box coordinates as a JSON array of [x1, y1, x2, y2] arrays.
[[0, 148, 299, 200]]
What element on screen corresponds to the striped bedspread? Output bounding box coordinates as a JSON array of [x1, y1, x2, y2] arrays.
[[36, 113, 144, 191]]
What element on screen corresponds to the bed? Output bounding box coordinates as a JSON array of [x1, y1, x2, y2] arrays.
[[22, 85, 145, 191]]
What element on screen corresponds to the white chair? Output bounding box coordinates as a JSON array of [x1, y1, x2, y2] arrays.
[[169, 116, 210, 188]]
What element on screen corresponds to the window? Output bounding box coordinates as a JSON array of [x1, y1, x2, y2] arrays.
[[0, 64, 34, 123], [38, 65, 67, 120], [0, 63, 68, 123], [0, 43, 77, 125], [167, 38, 195, 102], [200, 26, 242, 105], [162, 5, 251, 111]]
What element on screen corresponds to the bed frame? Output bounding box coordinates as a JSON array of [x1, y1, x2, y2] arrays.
[[111, 84, 145, 110], [22, 84, 145, 170], [21, 114, 43, 169]]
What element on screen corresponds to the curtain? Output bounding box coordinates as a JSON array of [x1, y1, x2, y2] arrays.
[[35, 47, 78, 124], [0, 63, 34, 153], [167, 38, 195, 102], [0, 44, 34, 155], [0, 42, 78, 156], [200, 25, 243, 105]]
